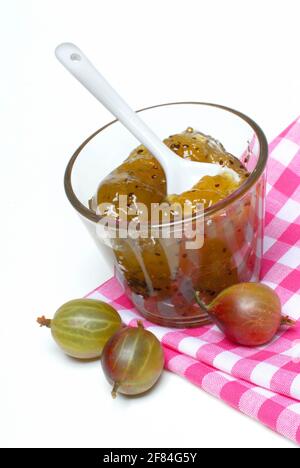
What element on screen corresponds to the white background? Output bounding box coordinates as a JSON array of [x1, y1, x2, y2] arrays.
[[1, 0, 299, 449]]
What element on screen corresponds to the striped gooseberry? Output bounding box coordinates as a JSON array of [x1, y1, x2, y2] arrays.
[[196, 282, 294, 346], [101, 321, 164, 397], [37, 299, 122, 359]]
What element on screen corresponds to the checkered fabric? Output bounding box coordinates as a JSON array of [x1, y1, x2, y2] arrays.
[[86, 117, 300, 445]]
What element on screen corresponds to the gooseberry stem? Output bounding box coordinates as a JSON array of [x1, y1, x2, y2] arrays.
[[137, 320, 144, 329], [194, 292, 210, 315], [281, 316, 296, 327], [111, 382, 119, 399], [37, 316, 51, 328]]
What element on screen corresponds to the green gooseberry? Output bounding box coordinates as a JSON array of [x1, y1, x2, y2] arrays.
[[37, 299, 122, 359]]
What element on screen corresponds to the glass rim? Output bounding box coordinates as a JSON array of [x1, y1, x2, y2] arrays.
[[64, 101, 268, 224]]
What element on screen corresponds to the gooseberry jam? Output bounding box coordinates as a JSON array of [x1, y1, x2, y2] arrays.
[[91, 128, 264, 327]]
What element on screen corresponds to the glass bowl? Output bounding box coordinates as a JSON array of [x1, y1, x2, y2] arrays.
[[64, 102, 268, 327]]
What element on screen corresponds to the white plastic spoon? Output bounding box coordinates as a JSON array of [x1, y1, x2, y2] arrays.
[[55, 43, 239, 194]]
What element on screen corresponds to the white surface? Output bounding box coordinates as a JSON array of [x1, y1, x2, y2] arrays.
[[0, 0, 299, 449]]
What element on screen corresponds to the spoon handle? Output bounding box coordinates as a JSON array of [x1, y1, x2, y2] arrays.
[[55, 43, 171, 174]]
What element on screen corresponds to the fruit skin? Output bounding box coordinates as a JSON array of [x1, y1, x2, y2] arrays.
[[101, 322, 164, 397], [41, 299, 122, 359], [197, 283, 291, 346]]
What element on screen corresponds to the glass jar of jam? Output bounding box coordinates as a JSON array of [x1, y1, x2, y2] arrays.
[[65, 103, 268, 327]]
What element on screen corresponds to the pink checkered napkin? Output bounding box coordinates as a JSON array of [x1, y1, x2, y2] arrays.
[[87, 117, 300, 445]]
